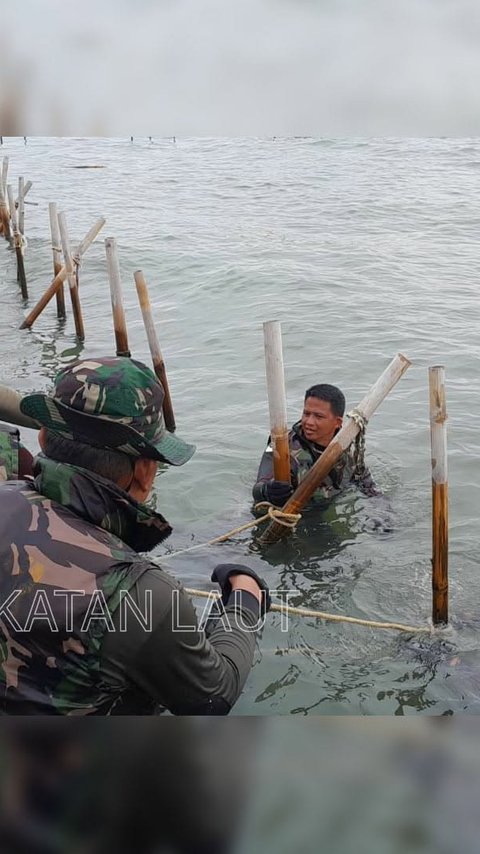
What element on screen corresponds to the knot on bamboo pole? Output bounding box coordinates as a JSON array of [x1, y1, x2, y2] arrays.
[[254, 502, 302, 529]]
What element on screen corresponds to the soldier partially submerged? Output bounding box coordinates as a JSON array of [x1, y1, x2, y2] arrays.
[[253, 383, 380, 507], [0, 357, 269, 715]]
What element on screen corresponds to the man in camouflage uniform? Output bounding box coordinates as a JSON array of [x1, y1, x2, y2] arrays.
[[0, 423, 34, 482], [253, 383, 380, 507], [0, 357, 269, 715]]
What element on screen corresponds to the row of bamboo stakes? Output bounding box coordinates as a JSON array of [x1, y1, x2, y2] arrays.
[[263, 321, 448, 626], [0, 156, 176, 432], [0, 156, 448, 628]]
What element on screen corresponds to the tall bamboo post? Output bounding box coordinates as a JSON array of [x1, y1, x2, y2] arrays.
[[58, 212, 85, 340], [263, 320, 290, 482], [2, 157, 9, 198], [0, 182, 11, 242], [134, 270, 176, 431], [20, 217, 105, 329], [259, 353, 412, 545], [7, 184, 28, 299], [49, 203, 66, 319], [18, 177, 25, 237], [105, 238, 131, 357], [429, 366, 448, 625]]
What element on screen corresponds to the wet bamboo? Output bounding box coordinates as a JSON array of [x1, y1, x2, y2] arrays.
[[58, 212, 85, 340], [0, 384, 39, 429], [263, 320, 290, 482], [134, 270, 175, 431], [105, 238, 131, 357], [259, 352, 412, 545], [7, 184, 28, 299], [0, 182, 11, 242], [429, 366, 448, 625], [2, 156, 9, 198], [17, 180, 32, 204], [49, 203, 66, 318], [20, 217, 105, 329], [18, 177, 25, 236]]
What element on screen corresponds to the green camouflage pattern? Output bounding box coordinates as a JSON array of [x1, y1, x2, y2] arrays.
[[254, 421, 378, 505], [0, 456, 172, 714], [20, 357, 195, 466], [0, 424, 19, 482]]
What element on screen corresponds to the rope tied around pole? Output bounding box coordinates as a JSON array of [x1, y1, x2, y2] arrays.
[[158, 503, 302, 560], [346, 407, 369, 480]]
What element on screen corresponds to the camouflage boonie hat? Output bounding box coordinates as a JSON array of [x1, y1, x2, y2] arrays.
[[20, 357, 195, 466]]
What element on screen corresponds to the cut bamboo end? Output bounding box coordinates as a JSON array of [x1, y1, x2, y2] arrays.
[[105, 238, 131, 357], [134, 269, 176, 431], [263, 320, 290, 484]]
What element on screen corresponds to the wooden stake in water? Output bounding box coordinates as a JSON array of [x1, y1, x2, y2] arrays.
[[429, 366, 448, 625], [20, 217, 105, 329], [134, 270, 176, 431], [7, 184, 28, 299], [48, 203, 66, 319], [263, 320, 290, 483], [259, 353, 412, 545], [58, 212, 85, 339], [105, 238, 131, 357], [2, 157, 9, 198], [17, 177, 25, 236], [0, 182, 11, 242]]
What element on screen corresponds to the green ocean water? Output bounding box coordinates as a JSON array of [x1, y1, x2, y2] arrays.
[[1, 136, 479, 715]]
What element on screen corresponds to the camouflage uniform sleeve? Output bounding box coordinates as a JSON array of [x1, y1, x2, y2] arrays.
[[352, 464, 382, 497], [102, 567, 260, 715], [252, 436, 298, 502], [0, 424, 35, 482]]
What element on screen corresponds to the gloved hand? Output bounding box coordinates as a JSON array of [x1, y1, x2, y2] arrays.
[[211, 563, 271, 615], [262, 479, 294, 507]]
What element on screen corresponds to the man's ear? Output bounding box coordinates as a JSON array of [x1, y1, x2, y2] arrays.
[[133, 457, 157, 490], [336, 416, 343, 430], [38, 426, 47, 451]]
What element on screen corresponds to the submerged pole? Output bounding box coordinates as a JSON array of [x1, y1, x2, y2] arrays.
[[259, 353, 412, 545], [7, 184, 28, 299], [20, 217, 105, 330], [58, 212, 85, 340], [263, 320, 290, 483], [49, 203, 66, 319], [134, 270, 175, 431], [105, 238, 131, 357], [429, 366, 448, 625]]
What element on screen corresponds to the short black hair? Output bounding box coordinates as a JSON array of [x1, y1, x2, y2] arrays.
[[42, 430, 134, 483], [304, 384, 345, 417]]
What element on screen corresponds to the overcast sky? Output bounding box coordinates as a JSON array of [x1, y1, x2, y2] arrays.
[[2, 0, 480, 135]]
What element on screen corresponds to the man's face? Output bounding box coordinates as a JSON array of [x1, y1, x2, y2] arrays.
[[301, 397, 343, 446]]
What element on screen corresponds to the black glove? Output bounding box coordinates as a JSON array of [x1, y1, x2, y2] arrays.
[[262, 479, 294, 507], [211, 563, 271, 614]]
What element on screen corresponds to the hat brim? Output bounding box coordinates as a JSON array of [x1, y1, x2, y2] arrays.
[[20, 394, 195, 467]]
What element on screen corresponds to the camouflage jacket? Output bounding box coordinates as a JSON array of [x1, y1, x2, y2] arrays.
[[0, 457, 260, 715], [0, 423, 34, 482], [253, 421, 379, 505]]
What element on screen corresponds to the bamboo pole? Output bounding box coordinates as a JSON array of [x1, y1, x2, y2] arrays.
[[7, 184, 28, 299], [17, 180, 32, 204], [18, 177, 25, 237], [0, 384, 39, 429], [429, 366, 448, 625], [2, 157, 9, 198], [263, 320, 290, 482], [259, 353, 412, 545], [105, 238, 131, 357], [0, 182, 11, 242], [58, 212, 85, 340], [134, 270, 176, 431], [48, 203, 66, 319], [20, 217, 105, 330]]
